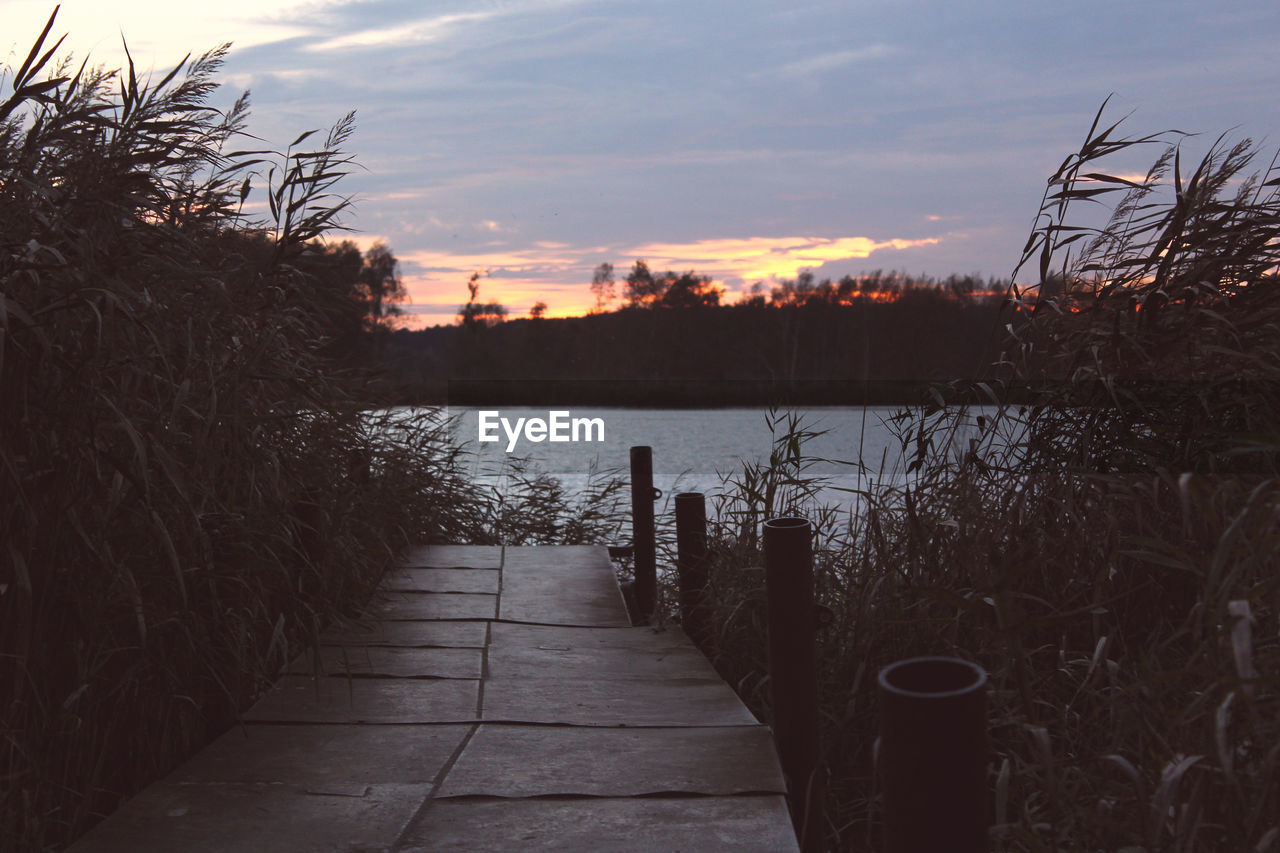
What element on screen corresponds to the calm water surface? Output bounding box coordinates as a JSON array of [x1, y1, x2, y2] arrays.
[[442, 406, 952, 510]]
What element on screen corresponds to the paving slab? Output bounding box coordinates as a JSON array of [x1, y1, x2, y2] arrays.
[[287, 646, 483, 680], [482, 677, 759, 727], [65, 546, 798, 852], [438, 725, 786, 798], [489, 621, 694, 654], [499, 545, 630, 626], [487, 636, 717, 681], [364, 590, 498, 621], [398, 795, 800, 853], [320, 619, 488, 649], [381, 567, 500, 594], [399, 544, 502, 568], [67, 782, 432, 853], [171, 724, 473, 787], [243, 676, 479, 724]]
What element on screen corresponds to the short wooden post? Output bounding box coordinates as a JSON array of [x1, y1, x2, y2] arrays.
[[763, 516, 823, 852], [673, 492, 710, 650], [629, 446, 657, 623], [878, 656, 988, 853]]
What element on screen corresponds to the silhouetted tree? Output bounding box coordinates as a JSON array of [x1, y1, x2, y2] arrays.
[[624, 259, 663, 307], [590, 262, 615, 312], [358, 242, 405, 330], [295, 238, 366, 350], [658, 271, 719, 308], [619, 261, 720, 309], [290, 239, 408, 357], [458, 271, 507, 329]]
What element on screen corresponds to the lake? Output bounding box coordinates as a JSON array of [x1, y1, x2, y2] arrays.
[[441, 405, 988, 512]]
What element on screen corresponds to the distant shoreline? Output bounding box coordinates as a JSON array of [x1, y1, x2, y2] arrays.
[[411, 378, 1036, 408], [394, 378, 1214, 408]]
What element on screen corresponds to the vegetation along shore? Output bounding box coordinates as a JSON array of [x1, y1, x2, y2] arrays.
[[3, 10, 1278, 852]]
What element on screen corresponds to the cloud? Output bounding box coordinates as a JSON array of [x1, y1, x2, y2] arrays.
[[392, 231, 944, 320], [17, 0, 1279, 329], [402, 243, 584, 275], [625, 235, 942, 283], [306, 11, 495, 52], [397, 303, 464, 315], [774, 45, 895, 77], [320, 233, 394, 253], [300, 0, 599, 54], [5, 0, 317, 70]]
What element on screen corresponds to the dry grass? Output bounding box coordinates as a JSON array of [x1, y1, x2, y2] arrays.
[[0, 12, 614, 851], [680, 104, 1280, 852]]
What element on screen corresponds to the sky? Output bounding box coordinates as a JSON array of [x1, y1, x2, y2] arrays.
[[6, 1, 1280, 323]]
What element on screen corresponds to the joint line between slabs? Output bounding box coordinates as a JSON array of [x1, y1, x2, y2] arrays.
[[390, 720, 480, 851], [494, 544, 505, 623], [477, 621, 491, 717]]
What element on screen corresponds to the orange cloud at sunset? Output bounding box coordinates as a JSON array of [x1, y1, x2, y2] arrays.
[[395, 243, 603, 324], [403, 244, 588, 274], [626, 235, 942, 283], [391, 232, 944, 326]]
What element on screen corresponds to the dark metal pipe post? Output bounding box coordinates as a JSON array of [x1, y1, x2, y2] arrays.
[[878, 656, 988, 853], [763, 516, 822, 852], [673, 492, 710, 650], [629, 446, 657, 623]]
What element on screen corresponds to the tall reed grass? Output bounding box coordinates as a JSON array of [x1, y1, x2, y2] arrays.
[[679, 104, 1280, 851], [0, 13, 624, 851]]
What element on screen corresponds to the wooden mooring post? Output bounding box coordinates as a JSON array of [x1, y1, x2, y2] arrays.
[[878, 656, 988, 852], [629, 445, 658, 623], [763, 516, 823, 852], [673, 492, 710, 650]]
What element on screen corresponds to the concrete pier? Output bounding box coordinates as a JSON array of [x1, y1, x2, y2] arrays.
[[68, 545, 798, 852]]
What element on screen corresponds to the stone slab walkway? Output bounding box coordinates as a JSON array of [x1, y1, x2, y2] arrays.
[[68, 545, 798, 852]]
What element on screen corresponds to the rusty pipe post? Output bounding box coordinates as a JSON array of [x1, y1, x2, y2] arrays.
[[674, 492, 710, 651], [763, 516, 822, 852], [629, 446, 657, 623], [878, 656, 988, 853]]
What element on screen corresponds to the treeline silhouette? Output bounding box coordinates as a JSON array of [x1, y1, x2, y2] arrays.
[[382, 275, 1013, 405], [587, 260, 1009, 313], [748, 268, 1007, 308]]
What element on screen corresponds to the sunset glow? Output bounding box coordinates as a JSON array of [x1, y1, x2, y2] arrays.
[[386, 233, 945, 324], [8, 1, 1278, 324], [630, 236, 943, 283]]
